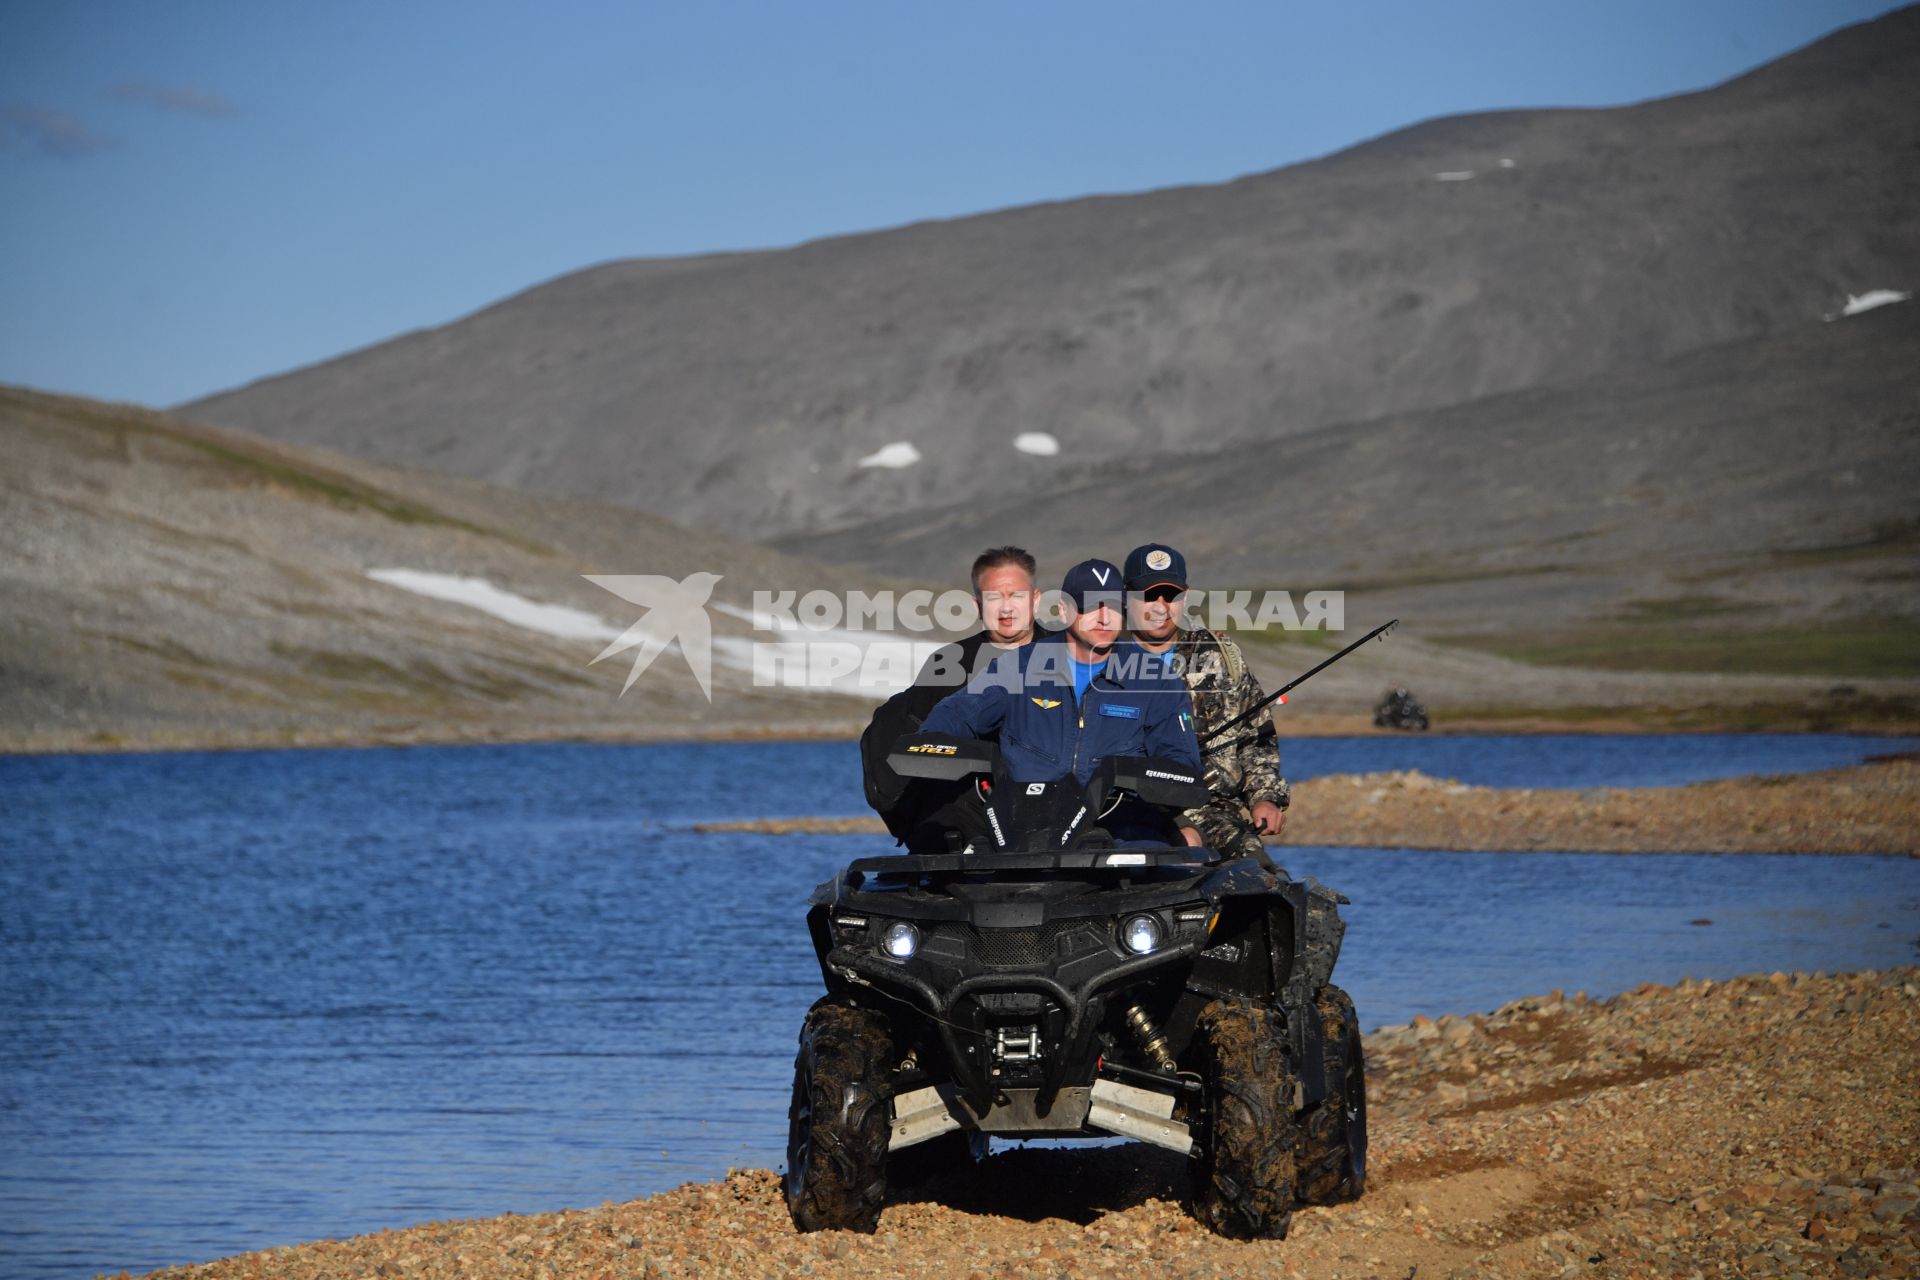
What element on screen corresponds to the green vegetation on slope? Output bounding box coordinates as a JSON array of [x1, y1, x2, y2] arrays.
[[3, 386, 520, 544]]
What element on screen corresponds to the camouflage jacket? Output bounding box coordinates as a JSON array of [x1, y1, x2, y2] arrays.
[[1168, 627, 1291, 825]]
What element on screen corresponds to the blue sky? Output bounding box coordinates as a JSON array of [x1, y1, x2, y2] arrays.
[[0, 0, 1903, 407]]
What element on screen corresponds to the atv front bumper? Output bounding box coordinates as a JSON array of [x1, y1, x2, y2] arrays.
[[824, 935, 1203, 1106]]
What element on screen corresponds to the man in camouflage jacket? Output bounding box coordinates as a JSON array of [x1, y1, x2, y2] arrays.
[[1122, 543, 1291, 865]]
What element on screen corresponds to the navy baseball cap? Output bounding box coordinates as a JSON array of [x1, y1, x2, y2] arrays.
[[1124, 543, 1188, 592], [1060, 559, 1125, 612]]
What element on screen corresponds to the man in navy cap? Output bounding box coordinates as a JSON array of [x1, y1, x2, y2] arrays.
[[918, 558, 1202, 846], [1123, 542, 1291, 866]]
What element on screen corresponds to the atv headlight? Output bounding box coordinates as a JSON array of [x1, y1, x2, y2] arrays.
[[1119, 914, 1163, 955], [880, 921, 921, 960]]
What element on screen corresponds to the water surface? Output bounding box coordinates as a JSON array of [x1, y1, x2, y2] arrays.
[[2, 737, 1915, 1278]]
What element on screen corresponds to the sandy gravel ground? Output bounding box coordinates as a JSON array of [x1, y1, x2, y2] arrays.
[[697, 756, 1920, 854], [1280, 756, 1920, 855], [129, 967, 1920, 1280]]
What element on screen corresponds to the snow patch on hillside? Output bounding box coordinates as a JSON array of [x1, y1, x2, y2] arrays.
[[365, 569, 880, 693], [367, 568, 620, 641], [1014, 432, 1060, 456], [857, 441, 922, 469], [1837, 289, 1911, 318]]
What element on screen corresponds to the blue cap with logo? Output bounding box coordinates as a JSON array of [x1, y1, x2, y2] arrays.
[[1060, 559, 1125, 612], [1124, 543, 1188, 592]]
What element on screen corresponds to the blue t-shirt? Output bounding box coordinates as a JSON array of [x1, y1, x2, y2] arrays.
[[1071, 657, 1102, 703]]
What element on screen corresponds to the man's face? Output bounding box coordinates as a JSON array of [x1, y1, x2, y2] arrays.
[[1067, 597, 1123, 652], [974, 564, 1036, 645], [1127, 585, 1186, 643]]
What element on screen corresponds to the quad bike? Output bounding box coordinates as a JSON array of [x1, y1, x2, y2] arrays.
[[1373, 686, 1429, 731], [785, 734, 1366, 1239]]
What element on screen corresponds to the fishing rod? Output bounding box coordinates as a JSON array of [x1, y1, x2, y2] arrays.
[[1200, 617, 1400, 747]]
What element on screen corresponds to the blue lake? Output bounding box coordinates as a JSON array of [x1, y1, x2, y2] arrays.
[[2, 735, 1917, 1279]]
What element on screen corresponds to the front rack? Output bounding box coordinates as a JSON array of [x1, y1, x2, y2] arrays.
[[843, 847, 1216, 884]]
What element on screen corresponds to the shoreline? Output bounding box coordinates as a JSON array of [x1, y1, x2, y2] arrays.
[[696, 756, 1920, 856], [9, 712, 1920, 758], [136, 966, 1920, 1280]]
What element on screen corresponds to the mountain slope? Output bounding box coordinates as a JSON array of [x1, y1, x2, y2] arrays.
[[12, 376, 1912, 752], [0, 387, 899, 751], [776, 301, 1920, 650], [181, 8, 1920, 541]]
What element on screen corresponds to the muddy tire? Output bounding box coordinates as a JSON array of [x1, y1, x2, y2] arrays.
[[786, 999, 892, 1232], [1190, 999, 1300, 1239], [1299, 984, 1368, 1205]]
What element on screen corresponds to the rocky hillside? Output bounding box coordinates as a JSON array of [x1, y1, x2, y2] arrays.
[[181, 9, 1920, 543], [16, 382, 1911, 749], [780, 300, 1920, 650], [0, 387, 899, 751]]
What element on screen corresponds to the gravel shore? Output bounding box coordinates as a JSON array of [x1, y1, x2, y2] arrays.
[[1280, 755, 1920, 854], [696, 756, 1920, 854], [129, 966, 1919, 1280]]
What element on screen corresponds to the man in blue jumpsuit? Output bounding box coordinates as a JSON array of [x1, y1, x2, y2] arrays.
[[920, 559, 1203, 846]]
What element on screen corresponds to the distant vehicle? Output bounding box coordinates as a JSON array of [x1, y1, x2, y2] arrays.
[[1374, 686, 1429, 731], [785, 735, 1365, 1240]]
